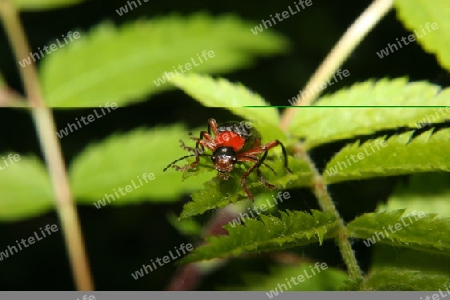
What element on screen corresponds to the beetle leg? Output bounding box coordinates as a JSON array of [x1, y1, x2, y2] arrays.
[[251, 150, 277, 190], [170, 130, 216, 171], [180, 135, 214, 170], [239, 151, 269, 201], [179, 139, 196, 152], [208, 118, 219, 136], [256, 168, 276, 190], [238, 140, 291, 173]]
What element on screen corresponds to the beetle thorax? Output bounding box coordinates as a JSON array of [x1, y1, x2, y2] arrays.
[[215, 131, 245, 152]]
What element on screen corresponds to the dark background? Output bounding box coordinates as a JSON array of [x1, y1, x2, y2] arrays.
[[0, 0, 448, 291]]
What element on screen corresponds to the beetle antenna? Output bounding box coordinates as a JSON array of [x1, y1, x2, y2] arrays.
[[163, 154, 211, 172]]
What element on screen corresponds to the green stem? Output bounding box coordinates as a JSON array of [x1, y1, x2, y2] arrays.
[[278, 0, 394, 281], [0, 0, 94, 290], [280, 0, 394, 131], [294, 144, 362, 280]]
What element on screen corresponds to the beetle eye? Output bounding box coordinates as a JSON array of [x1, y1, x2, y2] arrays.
[[232, 157, 237, 163]]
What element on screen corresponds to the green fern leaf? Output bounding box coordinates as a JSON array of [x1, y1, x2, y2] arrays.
[[12, 0, 84, 10], [180, 210, 339, 264], [394, 0, 450, 72], [372, 173, 450, 276], [230, 263, 347, 291], [171, 73, 276, 109], [180, 158, 312, 219], [40, 14, 288, 107], [167, 212, 203, 237], [361, 268, 450, 290], [378, 173, 450, 217], [323, 128, 450, 184], [0, 155, 53, 221], [347, 210, 450, 255], [288, 78, 450, 149], [372, 244, 450, 279], [171, 73, 284, 143], [70, 125, 214, 204]]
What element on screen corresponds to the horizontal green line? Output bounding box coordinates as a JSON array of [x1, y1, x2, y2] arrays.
[[243, 106, 449, 108]]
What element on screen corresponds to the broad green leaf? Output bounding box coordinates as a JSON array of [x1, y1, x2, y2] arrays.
[[229, 263, 347, 291], [180, 157, 312, 219], [347, 210, 450, 255], [12, 0, 84, 10], [372, 245, 450, 277], [395, 0, 450, 72], [167, 212, 203, 237], [171, 74, 284, 143], [339, 278, 363, 291], [41, 14, 289, 107], [170, 74, 277, 112], [288, 78, 450, 149], [373, 173, 450, 276], [361, 268, 450, 290], [252, 192, 279, 214], [180, 210, 339, 264], [323, 129, 450, 184], [70, 125, 214, 204], [378, 173, 450, 217], [0, 155, 53, 221]]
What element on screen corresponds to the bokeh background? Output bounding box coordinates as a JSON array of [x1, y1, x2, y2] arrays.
[[0, 0, 448, 290]]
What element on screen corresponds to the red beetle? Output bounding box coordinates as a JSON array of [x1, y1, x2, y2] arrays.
[[164, 118, 290, 200]]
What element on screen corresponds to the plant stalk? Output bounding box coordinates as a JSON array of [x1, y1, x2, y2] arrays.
[[0, 0, 94, 290], [278, 0, 394, 280], [293, 144, 362, 280], [280, 0, 394, 130]]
